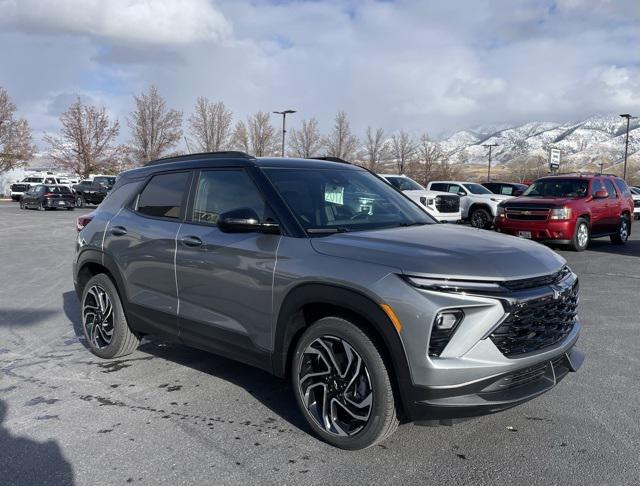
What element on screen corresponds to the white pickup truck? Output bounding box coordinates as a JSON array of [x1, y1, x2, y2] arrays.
[[9, 174, 75, 201], [379, 174, 461, 223], [426, 181, 512, 229]]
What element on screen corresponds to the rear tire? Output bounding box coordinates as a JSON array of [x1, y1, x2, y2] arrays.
[[570, 218, 589, 251], [80, 274, 140, 359], [37, 201, 44, 211], [19, 199, 24, 209], [470, 207, 492, 229], [291, 317, 399, 450], [76, 195, 85, 208], [610, 215, 630, 245]]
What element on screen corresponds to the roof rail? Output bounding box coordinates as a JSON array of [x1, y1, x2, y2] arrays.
[[144, 151, 253, 167], [308, 156, 351, 164]]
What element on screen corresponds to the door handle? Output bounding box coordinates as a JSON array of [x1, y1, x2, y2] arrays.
[[110, 226, 127, 236], [181, 235, 203, 247]]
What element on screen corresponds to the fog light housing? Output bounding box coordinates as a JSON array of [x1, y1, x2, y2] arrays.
[[429, 309, 465, 356]]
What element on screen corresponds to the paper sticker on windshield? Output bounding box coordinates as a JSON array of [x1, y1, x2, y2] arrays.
[[325, 184, 344, 205]]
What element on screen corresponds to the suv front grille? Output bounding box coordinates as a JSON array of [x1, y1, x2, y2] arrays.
[[11, 184, 28, 192], [490, 282, 578, 357], [502, 266, 571, 292], [434, 195, 459, 213]]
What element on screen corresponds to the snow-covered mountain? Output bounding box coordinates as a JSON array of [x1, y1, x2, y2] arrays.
[[440, 114, 640, 167]]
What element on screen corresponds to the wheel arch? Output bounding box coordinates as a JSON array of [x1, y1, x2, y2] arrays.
[[272, 283, 414, 419], [468, 202, 493, 217], [75, 250, 128, 305]]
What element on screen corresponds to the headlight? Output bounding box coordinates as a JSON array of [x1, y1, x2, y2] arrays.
[[550, 207, 571, 220], [497, 205, 506, 217], [406, 276, 506, 293]]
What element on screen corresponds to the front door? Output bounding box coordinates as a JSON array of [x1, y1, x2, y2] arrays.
[[175, 169, 280, 370], [589, 178, 609, 235]]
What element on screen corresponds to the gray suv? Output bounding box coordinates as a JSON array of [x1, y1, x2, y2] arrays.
[[73, 152, 584, 450]]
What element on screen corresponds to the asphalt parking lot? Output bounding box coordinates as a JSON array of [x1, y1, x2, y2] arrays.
[[0, 201, 639, 486]]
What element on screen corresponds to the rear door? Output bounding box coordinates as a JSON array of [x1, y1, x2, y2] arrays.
[[175, 169, 280, 369], [589, 178, 609, 235], [603, 178, 621, 231], [104, 170, 192, 338]]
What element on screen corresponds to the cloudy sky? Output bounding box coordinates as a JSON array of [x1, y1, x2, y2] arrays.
[[0, 0, 638, 148]]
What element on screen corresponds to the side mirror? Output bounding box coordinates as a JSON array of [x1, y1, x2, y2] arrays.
[[218, 208, 279, 234], [594, 190, 608, 199]]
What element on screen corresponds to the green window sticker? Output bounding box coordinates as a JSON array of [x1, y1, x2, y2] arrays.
[[325, 184, 344, 205]]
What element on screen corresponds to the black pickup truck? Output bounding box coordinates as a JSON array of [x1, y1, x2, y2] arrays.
[[72, 176, 116, 207]]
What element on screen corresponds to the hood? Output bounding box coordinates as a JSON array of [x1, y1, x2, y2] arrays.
[[477, 193, 511, 201], [402, 189, 458, 198], [502, 196, 575, 207], [310, 224, 565, 281]]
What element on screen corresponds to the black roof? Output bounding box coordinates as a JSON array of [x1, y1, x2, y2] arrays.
[[120, 152, 362, 181]]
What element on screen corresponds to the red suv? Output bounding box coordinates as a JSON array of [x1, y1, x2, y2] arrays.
[[495, 174, 633, 251]]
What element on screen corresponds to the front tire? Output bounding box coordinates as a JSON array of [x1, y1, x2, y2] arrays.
[[291, 317, 399, 450], [570, 217, 590, 251], [19, 199, 25, 209], [76, 195, 85, 208], [81, 274, 140, 359], [610, 215, 630, 244], [470, 207, 492, 229]]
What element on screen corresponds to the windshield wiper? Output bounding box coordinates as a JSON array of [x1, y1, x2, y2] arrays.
[[397, 222, 429, 227], [306, 227, 350, 234]]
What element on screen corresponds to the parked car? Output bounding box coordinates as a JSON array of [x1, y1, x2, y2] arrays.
[[72, 176, 116, 207], [629, 186, 640, 220], [74, 152, 583, 450], [10, 174, 75, 200], [495, 174, 634, 251], [426, 181, 512, 229], [20, 184, 75, 210], [482, 181, 528, 197], [379, 174, 461, 222]]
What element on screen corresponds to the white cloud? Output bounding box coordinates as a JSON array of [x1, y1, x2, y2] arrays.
[[0, 0, 231, 44], [0, 0, 638, 148]]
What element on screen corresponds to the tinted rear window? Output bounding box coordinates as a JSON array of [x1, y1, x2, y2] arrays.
[[137, 172, 190, 219], [43, 186, 72, 194]]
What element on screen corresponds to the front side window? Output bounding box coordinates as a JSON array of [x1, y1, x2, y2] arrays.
[[264, 167, 433, 233], [192, 170, 266, 225], [430, 183, 448, 192], [137, 171, 190, 219], [447, 184, 464, 195], [523, 179, 589, 198]]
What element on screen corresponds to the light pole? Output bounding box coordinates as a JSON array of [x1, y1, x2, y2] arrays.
[[482, 143, 498, 181], [273, 110, 296, 157], [619, 114, 636, 181]]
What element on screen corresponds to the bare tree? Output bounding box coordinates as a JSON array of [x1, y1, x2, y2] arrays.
[[128, 85, 183, 164], [188, 97, 233, 153], [324, 111, 359, 160], [416, 133, 443, 185], [288, 118, 322, 158], [230, 120, 250, 153], [230, 112, 277, 156], [0, 87, 35, 173], [44, 98, 123, 178], [391, 130, 416, 174], [362, 127, 388, 171]]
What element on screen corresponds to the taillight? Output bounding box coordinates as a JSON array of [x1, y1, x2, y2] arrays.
[[43, 193, 55, 197], [76, 214, 94, 232]]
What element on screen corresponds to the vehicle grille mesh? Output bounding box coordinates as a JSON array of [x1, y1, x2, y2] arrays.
[[435, 195, 460, 213], [490, 282, 578, 357]]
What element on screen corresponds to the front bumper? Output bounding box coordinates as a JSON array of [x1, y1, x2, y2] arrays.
[[10, 191, 24, 201], [433, 213, 462, 223], [495, 217, 577, 242], [407, 344, 583, 423]]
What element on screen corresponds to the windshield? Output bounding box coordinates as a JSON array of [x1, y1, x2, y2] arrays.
[[463, 183, 492, 195], [630, 187, 640, 195], [264, 167, 434, 233], [385, 176, 425, 191], [94, 176, 115, 185], [523, 179, 589, 198], [24, 177, 43, 183]]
